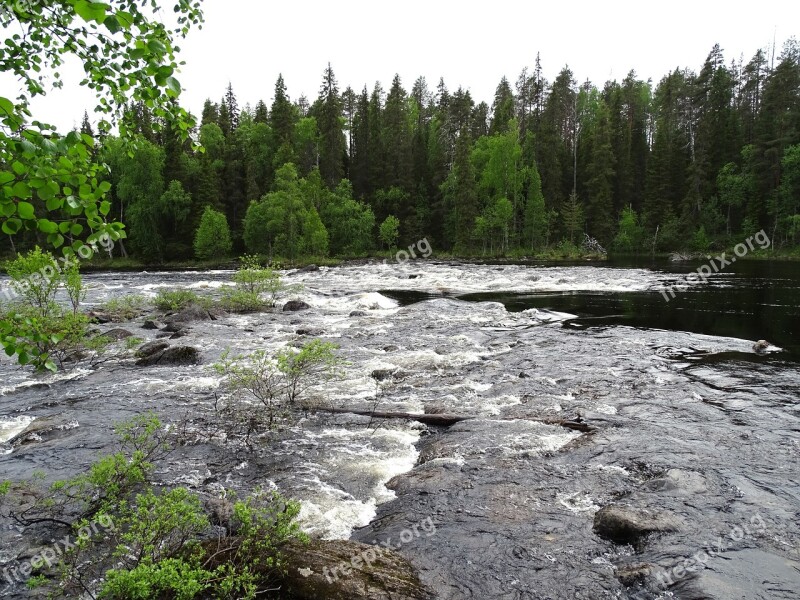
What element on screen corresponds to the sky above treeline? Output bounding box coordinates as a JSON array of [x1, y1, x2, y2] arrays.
[[3, 0, 798, 132]]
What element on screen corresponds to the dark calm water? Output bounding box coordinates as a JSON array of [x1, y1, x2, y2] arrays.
[[451, 258, 800, 362]]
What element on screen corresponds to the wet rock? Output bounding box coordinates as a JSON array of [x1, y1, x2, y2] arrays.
[[297, 327, 324, 336], [753, 339, 770, 353], [162, 322, 186, 333], [349, 310, 368, 317], [371, 369, 395, 382], [135, 345, 200, 367], [643, 469, 707, 495], [593, 504, 681, 545], [518, 371, 531, 378], [142, 319, 163, 330], [298, 264, 320, 273], [408, 274, 420, 279], [135, 340, 169, 359], [170, 330, 189, 340], [283, 300, 311, 312], [383, 345, 399, 352], [280, 539, 433, 600], [615, 563, 653, 586], [164, 307, 202, 323], [96, 328, 134, 342], [10, 416, 79, 446], [86, 310, 112, 324]]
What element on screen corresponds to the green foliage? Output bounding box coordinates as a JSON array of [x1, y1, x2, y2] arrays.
[[561, 192, 584, 244], [2, 413, 307, 599], [0, 247, 92, 370], [320, 180, 375, 255], [220, 255, 297, 313], [154, 289, 202, 311], [613, 207, 646, 253], [215, 339, 343, 434], [379, 215, 401, 249], [692, 226, 712, 252], [194, 206, 233, 260], [101, 294, 150, 322], [243, 163, 329, 259]]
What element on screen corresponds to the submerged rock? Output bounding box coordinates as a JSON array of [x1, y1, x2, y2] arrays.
[[135, 345, 200, 367], [349, 310, 368, 317], [753, 339, 770, 354], [96, 328, 134, 342], [135, 340, 170, 359], [283, 300, 311, 312], [164, 305, 226, 325], [593, 504, 681, 545], [280, 539, 433, 600]]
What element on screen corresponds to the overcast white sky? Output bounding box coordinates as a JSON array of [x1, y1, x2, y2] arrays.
[[4, 0, 798, 131]]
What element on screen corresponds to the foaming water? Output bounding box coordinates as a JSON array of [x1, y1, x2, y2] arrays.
[[0, 260, 798, 599]]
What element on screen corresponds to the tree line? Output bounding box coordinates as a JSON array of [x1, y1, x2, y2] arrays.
[[10, 41, 800, 262]]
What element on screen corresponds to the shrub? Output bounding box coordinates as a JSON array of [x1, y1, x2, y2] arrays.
[[194, 206, 233, 260], [1, 414, 307, 599], [0, 248, 90, 370], [214, 339, 343, 436], [220, 255, 298, 313], [101, 294, 151, 322], [154, 289, 202, 311]]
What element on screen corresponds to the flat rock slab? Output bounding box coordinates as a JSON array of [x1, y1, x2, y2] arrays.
[[281, 539, 433, 600], [593, 504, 682, 545]]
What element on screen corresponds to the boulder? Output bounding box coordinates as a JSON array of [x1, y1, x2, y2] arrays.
[[298, 264, 320, 273], [297, 327, 324, 336], [164, 305, 226, 325], [593, 504, 681, 545], [280, 539, 433, 600], [371, 369, 395, 382], [135, 340, 169, 359], [87, 310, 112, 324], [349, 310, 368, 317], [753, 339, 770, 354], [283, 300, 311, 312], [142, 319, 163, 330], [96, 328, 134, 342], [135, 345, 200, 367]]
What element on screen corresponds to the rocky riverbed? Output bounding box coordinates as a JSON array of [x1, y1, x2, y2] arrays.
[[1, 260, 798, 599]]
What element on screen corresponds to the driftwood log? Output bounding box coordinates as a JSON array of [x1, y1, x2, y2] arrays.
[[306, 406, 596, 432]]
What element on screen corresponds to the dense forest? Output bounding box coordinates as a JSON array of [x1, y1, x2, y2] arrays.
[[13, 41, 800, 262]]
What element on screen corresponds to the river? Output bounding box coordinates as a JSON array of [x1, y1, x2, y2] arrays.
[[1, 258, 798, 599]]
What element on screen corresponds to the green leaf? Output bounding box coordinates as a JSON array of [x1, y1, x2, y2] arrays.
[[104, 15, 120, 34], [74, 1, 108, 24], [98, 181, 112, 194], [165, 76, 181, 97], [17, 201, 35, 220], [70, 223, 84, 236], [46, 197, 64, 211], [2, 219, 21, 235], [0, 171, 14, 185], [99, 200, 111, 216], [0, 96, 14, 117], [11, 182, 31, 199], [38, 219, 59, 234]]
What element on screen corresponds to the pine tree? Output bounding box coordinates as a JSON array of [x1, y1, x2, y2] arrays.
[[584, 99, 616, 244], [489, 76, 515, 135], [253, 100, 269, 124], [225, 83, 240, 131], [270, 74, 297, 147], [317, 63, 346, 187]]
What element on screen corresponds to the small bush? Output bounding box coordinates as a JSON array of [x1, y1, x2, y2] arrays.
[[220, 255, 299, 313], [1, 248, 89, 370], [102, 294, 151, 322], [154, 289, 202, 311]]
